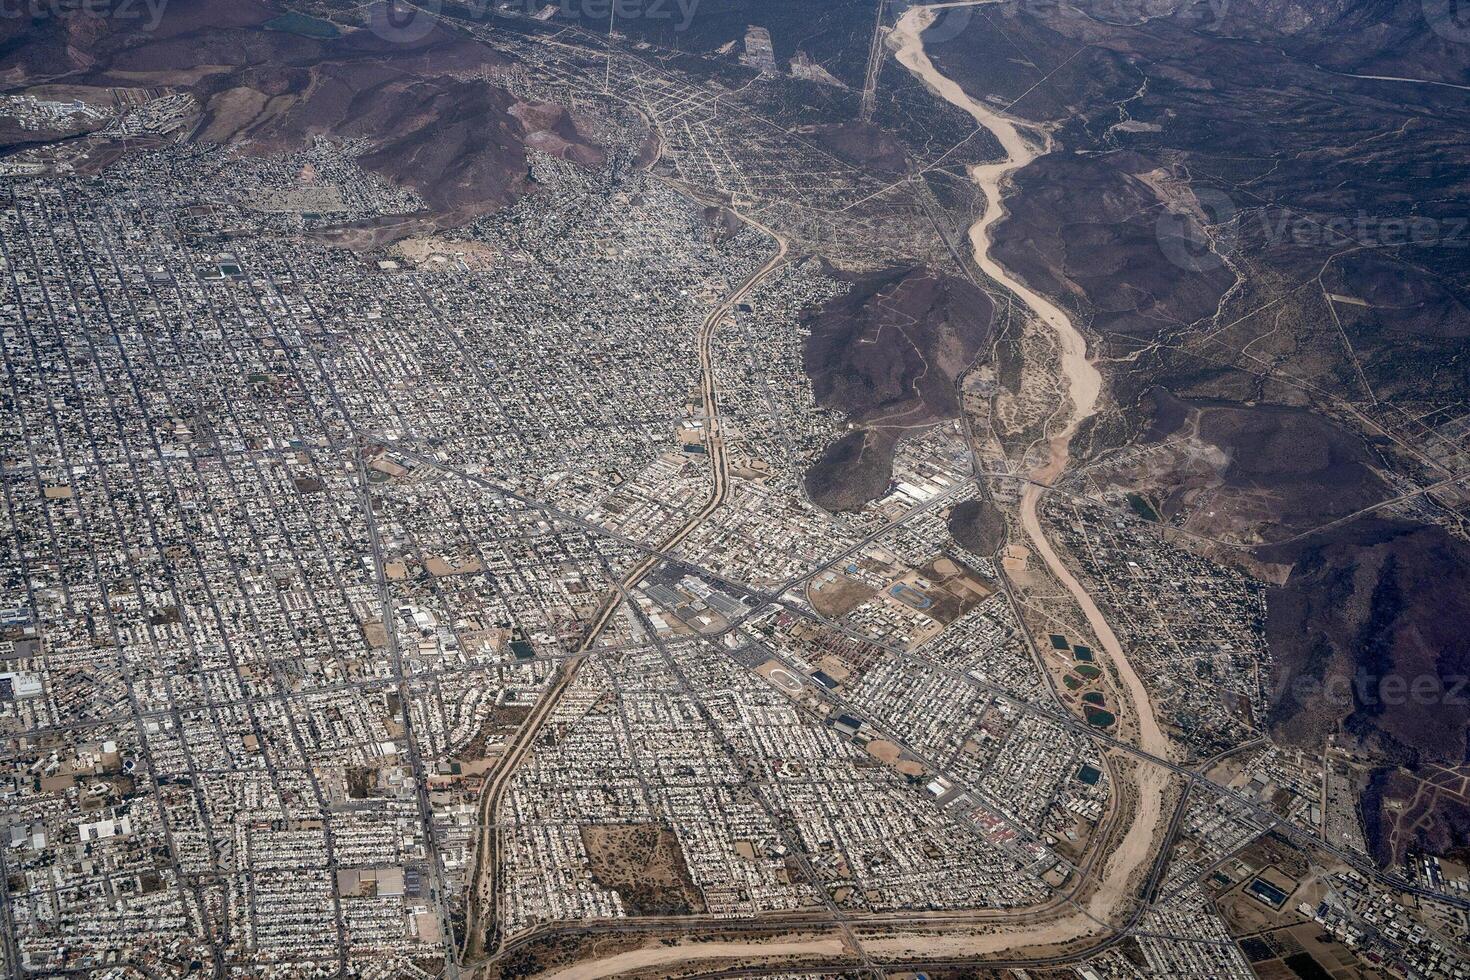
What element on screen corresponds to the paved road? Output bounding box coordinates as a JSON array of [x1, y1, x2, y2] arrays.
[[462, 217, 790, 964]]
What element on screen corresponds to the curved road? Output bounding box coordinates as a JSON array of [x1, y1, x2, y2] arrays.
[[490, 10, 1182, 976], [475, 7, 1177, 972], [462, 213, 790, 963]]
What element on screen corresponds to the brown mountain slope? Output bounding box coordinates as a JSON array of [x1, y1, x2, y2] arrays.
[[1262, 519, 1470, 765], [802, 266, 993, 511], [917, 0, 1470, 866], [1261, 518, 1470, 867], [0, 0, 603, 224]]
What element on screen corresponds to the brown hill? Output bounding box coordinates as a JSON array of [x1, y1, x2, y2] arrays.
[[0, 0, 603, 225], [924, 0, 1470, 423], [803, 266, 993, 425], [1262, 517, 1470, 865], [1263, 518, 1470, 765], [805, 429, 898, 514], [802, 266, 993, 511], [1362, 765, 1470, 868], [947, 498, 1006, 556], [1139, 390, 1390, 544]]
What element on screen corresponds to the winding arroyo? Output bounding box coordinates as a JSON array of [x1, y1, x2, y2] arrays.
[[891, 0, 1175, 943]]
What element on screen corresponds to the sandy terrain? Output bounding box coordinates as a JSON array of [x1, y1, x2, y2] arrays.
[[890, 5, 1100, 463], [535, 936, 850, 980], [890, 0, 1175, 951]]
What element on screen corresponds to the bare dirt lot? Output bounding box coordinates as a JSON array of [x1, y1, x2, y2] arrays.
[[808, 573, 879, 619], [579, 823, 706, 916]]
